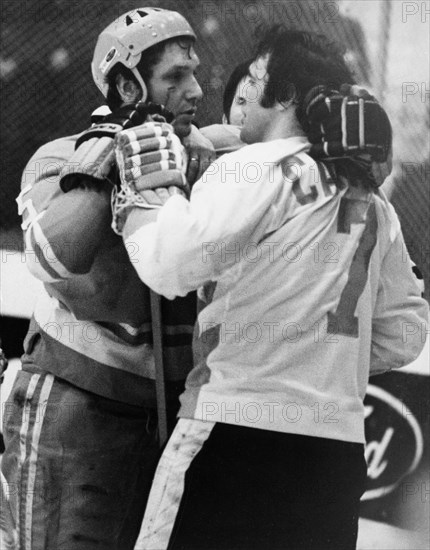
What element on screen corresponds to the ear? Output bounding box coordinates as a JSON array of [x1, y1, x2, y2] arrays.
[[116, 74, 142, 105], [277, 83, 299, 111], [276, 95, 299, 112], [221, 113, 229, 125], [275, 101, 288, 112]]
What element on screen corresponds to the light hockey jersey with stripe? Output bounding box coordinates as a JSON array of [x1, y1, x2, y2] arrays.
[[17, 134, 196, 407], [124, 136, 428, 443]]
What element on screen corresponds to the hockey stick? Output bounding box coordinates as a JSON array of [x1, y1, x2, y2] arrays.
[[149, 290, 168, 447]]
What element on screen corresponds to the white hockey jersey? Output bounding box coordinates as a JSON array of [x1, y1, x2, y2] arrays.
[[124, 136, 428, 443]]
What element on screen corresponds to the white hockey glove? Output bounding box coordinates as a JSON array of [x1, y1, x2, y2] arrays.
[[112, 121, 189, 235]]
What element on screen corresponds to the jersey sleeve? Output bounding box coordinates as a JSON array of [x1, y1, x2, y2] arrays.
[[123, 139, 310, 298], [370, 210, 429, 375], [17, 136, 112, 282]]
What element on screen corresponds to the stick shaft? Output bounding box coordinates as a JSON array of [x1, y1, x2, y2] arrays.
[[150, 290, 168, 446]]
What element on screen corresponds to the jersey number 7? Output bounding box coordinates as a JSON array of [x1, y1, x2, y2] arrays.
[[327, 197, 378, 338]]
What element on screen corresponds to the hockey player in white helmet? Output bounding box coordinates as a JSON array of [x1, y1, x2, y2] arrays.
[[2, 8, 215, 549]]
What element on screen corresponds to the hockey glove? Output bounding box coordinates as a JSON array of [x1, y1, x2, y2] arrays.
[[111, 121, 188, 235], [303, 84, 392, 164], [59, 101, 174, 192]]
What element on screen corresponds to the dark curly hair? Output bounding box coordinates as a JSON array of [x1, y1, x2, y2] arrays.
[[254, 26, 355, 131]]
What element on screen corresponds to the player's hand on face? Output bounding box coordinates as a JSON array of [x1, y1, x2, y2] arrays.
[[182, 125, 217, 185], [114, 121, 189, 198]]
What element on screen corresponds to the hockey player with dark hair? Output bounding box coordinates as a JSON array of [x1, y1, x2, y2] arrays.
[[2, 10, 408, 548], [114, 26, 428, 550]]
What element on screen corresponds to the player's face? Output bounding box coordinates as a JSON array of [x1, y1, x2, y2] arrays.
[[147, 40, 203, 138], [240, 55, 277, 144], [228, 77, 249, 126]]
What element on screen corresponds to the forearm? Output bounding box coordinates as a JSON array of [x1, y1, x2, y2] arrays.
[[122, 202, 200, 299], [371, 223, 429, 373]]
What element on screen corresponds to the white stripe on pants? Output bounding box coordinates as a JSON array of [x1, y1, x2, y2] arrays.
[[17, 373, 40, 543], [15, 373, 54, 550], [24, 374, 54, 550]]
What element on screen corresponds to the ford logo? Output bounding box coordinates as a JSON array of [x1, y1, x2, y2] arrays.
[[362, 384, 424, 501]]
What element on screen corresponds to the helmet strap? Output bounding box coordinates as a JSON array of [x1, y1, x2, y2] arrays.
[[131, 67, 148, 103]]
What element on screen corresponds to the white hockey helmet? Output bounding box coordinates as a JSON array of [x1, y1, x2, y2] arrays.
[[92, 7, 196, 101]]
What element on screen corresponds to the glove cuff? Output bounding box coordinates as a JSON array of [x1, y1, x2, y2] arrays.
[[59, 135, 117, 192], [60, 101, 174, 193]]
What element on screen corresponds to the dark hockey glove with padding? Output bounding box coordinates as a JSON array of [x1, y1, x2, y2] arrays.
[[59, 101, 174, 192], [303, 84, 392, 164]]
